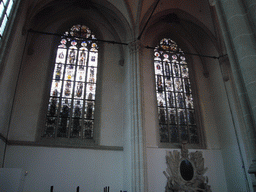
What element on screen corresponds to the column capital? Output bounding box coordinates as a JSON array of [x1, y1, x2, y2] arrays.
[[129, 40, 144, 55], [219, 54, 229, 64]]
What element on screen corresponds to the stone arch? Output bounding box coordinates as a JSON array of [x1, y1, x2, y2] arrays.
[[140, 9, 223, 149], [8, 1, 130, 146]]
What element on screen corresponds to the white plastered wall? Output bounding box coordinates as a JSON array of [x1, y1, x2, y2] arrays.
[[0, 0, 253, 191]]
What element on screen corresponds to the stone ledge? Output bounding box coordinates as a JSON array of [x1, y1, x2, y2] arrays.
[[7, 139, 123, 151]]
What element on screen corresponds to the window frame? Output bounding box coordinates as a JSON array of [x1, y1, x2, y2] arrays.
[[154, 38, 206, 149], [40, 24, 100, 146]]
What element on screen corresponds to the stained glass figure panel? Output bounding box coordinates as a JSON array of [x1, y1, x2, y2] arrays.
[[86, 92, 95, 101], [154, 38, 199, 144], [74, 82, 85, 99], [50, 80, 62, 97], [47, 98, 59, 117], [45, 117, 57, 137], [84, 120, 93, 138], [167, 92, 175, 108], [43, 24, 98, 139], [56, 48, 67, 63], [160, 125, 169, 143], [89, 51, 98, 67], [71, 118, 82, 138], [170, 126, 179, 143]]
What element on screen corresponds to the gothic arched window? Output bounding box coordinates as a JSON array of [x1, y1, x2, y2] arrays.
[[42, 24, 98, 140], [154, 38, 199, 145]]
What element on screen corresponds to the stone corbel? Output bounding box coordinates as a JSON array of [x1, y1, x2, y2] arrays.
[[219, 55, 230, 82], [128, 40, 144, 55]]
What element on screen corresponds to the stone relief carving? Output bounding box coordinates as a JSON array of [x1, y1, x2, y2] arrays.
[[163, 143, 212, 192]]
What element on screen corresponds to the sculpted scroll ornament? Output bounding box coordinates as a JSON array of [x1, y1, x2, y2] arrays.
[[163, 145, 212, 192]]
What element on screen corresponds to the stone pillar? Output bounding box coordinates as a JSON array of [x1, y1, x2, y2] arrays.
[[218, 0, 256, 125], [244, 0, 256, 33], [210, 0, 256, 189], [128, 40, 146, 192]]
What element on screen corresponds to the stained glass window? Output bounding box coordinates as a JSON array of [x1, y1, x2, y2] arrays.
[[154, 38, 199, 144], [0, 0, 15, 40], [43, 24, 98, 139]]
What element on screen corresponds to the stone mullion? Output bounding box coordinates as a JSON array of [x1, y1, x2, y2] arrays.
[[129, 40, 145, 192]]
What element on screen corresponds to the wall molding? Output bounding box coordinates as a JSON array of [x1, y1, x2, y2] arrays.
[[4, 139, 123, 151]]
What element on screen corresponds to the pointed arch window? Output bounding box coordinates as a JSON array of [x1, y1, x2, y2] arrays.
[[42, 24, 98, 140], [154, 38, 200, 145]]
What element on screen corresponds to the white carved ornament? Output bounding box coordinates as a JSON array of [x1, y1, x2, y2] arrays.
[[163, 143, 212, 192]]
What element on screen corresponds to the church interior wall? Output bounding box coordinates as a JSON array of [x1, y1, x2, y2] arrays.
[[4, 145, 124, 192], [141, 39, 231, 192], [0, 2, 128, 190], [0, 0, 28, 138], [141, 7, 252, 191], [0, 139, 5, 167], [0, 1, 132, 191], [6, 0, 127, 147], [0, 0, 255, 191], [205, 47, 250, 191], [146, 148, 228, 192]]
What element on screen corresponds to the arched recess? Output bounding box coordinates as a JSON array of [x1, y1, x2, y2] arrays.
[[140, 9, 222, 149], [23, 0, 132, 39], [141, 8, 224, 76], [7, 0, 131, 147]]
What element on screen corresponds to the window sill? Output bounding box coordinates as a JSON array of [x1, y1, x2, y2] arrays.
[[158, 142, 206, 149], [7, 139, 123, 151]]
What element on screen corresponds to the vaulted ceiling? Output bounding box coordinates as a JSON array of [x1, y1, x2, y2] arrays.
[[25, 0, 216, 37]]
